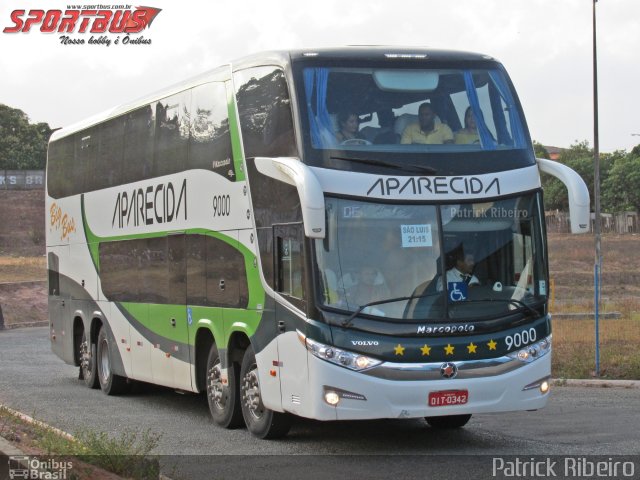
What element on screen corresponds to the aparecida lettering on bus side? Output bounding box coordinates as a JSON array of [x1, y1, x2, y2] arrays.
[[111, 178, 187, 228]]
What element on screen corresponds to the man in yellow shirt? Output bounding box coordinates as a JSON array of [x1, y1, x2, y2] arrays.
[[401, 103, 454, 145]]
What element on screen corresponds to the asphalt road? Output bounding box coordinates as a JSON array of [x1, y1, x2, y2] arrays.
[[1, 327, 639, 479]]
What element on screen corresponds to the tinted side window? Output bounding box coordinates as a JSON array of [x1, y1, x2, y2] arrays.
[[47, 136, 75, 198], [100, 237, 168, 303], [155, 91, 190, 177], [189, 82, 234, 179], [97, 117, 124, 190], [186, 234, 249, 308], [123, 106, 155, 184], [234, 66, 297, 159], [76, 127, 98, 193]]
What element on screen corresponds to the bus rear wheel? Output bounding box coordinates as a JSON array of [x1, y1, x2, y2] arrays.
[[206, 343, 243, 428], [79, 331, 99, 389], [240, 345, 292, 439], [425, 414, 472, 429], [96, 326, 129, 395]]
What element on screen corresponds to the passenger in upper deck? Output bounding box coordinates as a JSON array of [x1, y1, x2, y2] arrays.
[[454, 107, 480, 145], [400, 103, 454, 145], [335, 111, 366, 144]]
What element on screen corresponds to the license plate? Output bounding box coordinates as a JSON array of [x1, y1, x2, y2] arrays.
[[428, 390, 468, 407]]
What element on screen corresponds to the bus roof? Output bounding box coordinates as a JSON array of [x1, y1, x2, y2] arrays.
[[50, 46, 497, 143]]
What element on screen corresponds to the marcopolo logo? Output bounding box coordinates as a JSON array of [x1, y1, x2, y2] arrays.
[[3, 5, 161, 46]]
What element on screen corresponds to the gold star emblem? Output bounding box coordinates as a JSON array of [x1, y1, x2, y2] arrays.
[[394, 344, 405, 356], [467, 342, 478, 354], [487, 339, 497, 351], [444, 344, 455, 355], [420, 344, 431, 356]]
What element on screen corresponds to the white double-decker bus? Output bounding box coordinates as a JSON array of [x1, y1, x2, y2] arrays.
[[46, 47, 589, 438]]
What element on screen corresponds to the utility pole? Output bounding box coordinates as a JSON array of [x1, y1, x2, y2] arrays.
[[592, 0, 602, 376]]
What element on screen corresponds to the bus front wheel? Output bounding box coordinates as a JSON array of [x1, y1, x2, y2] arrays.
[[96, 326, 129, 395], [425, 414, 472, 429], [206, 343, 243, 428], [240, 345, 292, 439]]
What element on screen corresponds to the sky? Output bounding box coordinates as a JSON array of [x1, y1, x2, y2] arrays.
[[1, 0, 639, 153]]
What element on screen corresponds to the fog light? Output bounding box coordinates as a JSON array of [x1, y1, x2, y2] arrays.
[[324, 391, 340, 406], [355, 356, 370, 369], [540, 381, 550, 394]]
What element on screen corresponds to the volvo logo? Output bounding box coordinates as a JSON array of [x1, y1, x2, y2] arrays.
[[440, 362, 458, 379]]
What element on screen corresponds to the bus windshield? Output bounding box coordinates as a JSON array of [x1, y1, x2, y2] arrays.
[[314, 193, 547, 322], [296, 62, 534, 174], [301, 66, 527, 153]]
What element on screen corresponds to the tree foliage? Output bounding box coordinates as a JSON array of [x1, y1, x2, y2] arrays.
[[0, 104, 53, 169], [540, 140, 640, 213]]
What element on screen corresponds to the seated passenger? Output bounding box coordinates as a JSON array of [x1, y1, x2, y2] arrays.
[[373, 109, 400, 144], [347, 266, 390, 308], [400, 103, 453, 145], [454, 107, 480, 144], [335, 111, 365, 143]]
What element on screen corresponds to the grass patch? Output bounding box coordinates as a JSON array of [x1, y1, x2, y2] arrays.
[[552, 317, 640, 379], [0, 406, 161, 479], [0, 256, 46, 283]]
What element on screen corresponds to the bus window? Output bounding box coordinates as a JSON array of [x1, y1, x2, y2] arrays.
[[234, 66, 297, 159], [275, 224, 305, 307], [189, 82, 233, 179], [123, 106, 155, 185], [154, 91, 191, 178], [97, 117, 124, 190]]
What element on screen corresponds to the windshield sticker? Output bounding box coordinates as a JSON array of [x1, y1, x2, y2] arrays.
[[401, 224, 432, 248], [539, 280, 547, 296], [448, 282, 468, 302]]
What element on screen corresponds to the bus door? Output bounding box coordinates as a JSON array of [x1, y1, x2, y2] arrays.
[[273, 223, 308, 414], [148, 233, 192, 391]]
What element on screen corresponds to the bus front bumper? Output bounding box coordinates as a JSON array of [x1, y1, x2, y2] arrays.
[[300, 350, 551, 421]]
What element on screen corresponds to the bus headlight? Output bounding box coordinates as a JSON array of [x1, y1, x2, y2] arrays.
[[298, 331, 382, 371], [508, 335, 552, 363]]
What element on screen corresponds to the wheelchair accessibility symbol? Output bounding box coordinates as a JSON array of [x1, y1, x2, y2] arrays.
[[448, 282, 468, 302]]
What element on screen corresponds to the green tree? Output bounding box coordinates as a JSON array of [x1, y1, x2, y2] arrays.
[[533, 141, 549, 159], [602, 148, 640, 212], [0, 104, 53, 169], [540, 140, 616, 211]]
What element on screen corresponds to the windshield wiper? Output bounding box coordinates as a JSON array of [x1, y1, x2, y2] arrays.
[[342, 291, 441, 329], [330, 156, 437, 175]]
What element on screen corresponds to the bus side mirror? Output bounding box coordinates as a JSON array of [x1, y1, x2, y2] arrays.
[[254, 157, 326, 239], [537, 158, 590, 234]]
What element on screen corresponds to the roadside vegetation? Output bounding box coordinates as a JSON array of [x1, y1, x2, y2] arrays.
[[0, 405, 161, 479]]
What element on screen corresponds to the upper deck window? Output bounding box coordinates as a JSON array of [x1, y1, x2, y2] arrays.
[[295, 61, 534, 175], [302, 67, 526, 153]]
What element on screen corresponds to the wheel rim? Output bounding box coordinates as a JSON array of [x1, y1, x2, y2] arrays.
[[206, 358, 226, 411], [241, 365, 264, 421], [80, 338, 91, 375], [99, 338, 110, 383]]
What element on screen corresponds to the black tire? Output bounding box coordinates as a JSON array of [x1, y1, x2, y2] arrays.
[[79, 330, 99, 389], [240, 345, 292, 439], [206, 343, 243, 428], [96, 326, 129, 395], [425, 414, 472, 429]]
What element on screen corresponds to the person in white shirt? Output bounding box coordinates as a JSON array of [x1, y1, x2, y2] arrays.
[[437, 250, 480, 292]]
